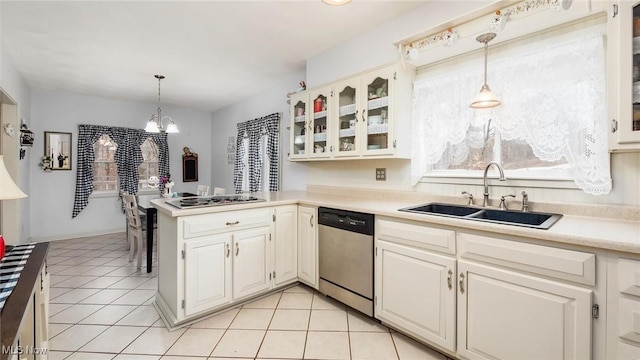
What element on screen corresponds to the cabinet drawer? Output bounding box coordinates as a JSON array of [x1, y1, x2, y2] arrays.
[[377, 218, 455, 255], [458, 232, 595, 286], [618, 258, 640, 297], [182, 208, 272, 239]]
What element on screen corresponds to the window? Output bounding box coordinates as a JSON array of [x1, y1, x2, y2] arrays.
[[92, 135, 118, 192], [138, 138, 159, 190], [411, 19, 611, 194], [92, 134, 159, 193]]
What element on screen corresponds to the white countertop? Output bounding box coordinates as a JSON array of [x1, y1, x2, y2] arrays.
[[151, 190, 640, 255]]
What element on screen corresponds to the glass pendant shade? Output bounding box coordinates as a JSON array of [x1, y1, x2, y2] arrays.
[[470, 32, 501, 109], [470, 84, 501, 108], [144, 117, 160, 133], [165, 120, 179, 133]]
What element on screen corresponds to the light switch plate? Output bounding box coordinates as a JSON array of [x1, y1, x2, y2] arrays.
[[376, 168, 386, 181]]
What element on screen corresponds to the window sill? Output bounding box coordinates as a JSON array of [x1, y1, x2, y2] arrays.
[[90, 189, 160, 198], [420, 172, 579, 190]]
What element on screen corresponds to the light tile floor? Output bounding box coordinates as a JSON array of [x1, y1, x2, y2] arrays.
[[46, 233, 451, 360]]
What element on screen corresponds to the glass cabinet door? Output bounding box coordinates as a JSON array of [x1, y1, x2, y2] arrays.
[[290, 95, 308, 158], [362, 69, 392, 154], [334, 80, 359, 156], [633, 4, 640, 133], [309, 87, 331, 158]]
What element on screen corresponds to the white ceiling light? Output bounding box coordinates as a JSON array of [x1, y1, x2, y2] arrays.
[[322, 0, 352, 6], [470, 33, 501, 109], [145, 75, 179, 133]]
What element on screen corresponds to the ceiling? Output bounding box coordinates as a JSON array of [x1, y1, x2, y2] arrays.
[[1, 1, 427, 112]]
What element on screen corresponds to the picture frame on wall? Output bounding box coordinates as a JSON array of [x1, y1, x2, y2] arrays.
[[44, 131, 72, 170]]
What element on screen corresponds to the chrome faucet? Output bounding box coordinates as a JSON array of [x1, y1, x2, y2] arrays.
[[482, 161, 506, 207]]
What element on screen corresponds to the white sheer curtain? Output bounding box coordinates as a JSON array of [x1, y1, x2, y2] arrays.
[[411, 33, 611, 195]]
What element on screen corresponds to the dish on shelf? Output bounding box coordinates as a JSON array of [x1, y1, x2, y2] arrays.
[[368, 115, 383, 125], [368, 96, 389, 110], [367, 123, 389, 135], [339, 104, 357, 116], [294, 135, 305, 145]]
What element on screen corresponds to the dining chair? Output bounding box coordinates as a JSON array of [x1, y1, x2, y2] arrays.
[[213, 187, 226, 196], [197, 184, 210, 196], [122, 193, 145, 270]]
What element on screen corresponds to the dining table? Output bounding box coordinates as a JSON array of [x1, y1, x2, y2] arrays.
[[136, 192, 196, 273]]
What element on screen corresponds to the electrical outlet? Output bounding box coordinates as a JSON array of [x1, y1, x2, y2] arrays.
[[376, 168, 386, 181]]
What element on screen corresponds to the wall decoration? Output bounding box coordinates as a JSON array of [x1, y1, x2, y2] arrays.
[[3, 124, 15, 138], [20, 125, 34, 147], [182, 146, 198, 182], [227, 136, 236, 165], [44, 131, 72, 170]]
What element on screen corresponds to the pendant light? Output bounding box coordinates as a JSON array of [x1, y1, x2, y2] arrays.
[[470, 33, 501, 109], [145, 75, 179, 133]]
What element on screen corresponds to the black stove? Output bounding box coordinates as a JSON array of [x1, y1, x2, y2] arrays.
[[165, 195, 266, 209]]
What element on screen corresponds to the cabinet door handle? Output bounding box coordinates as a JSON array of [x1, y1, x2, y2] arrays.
[[226, 221, 239, 226], [235, 242, 239, 256], [226, 243, 230, 258], [447, 269, 453, 290], [310, 215, 314, 227], [459, 272, 465, 294], [362, 109, 367, 122]]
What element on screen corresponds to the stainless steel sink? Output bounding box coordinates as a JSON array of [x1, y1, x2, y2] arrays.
[[399, 202, 562, 230]]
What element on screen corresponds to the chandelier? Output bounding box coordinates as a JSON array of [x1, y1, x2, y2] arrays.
[[145, 75, 179, 133]]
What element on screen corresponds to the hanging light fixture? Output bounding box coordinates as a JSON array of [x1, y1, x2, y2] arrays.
[[470, 32, 501, 109], [145, 75, 179, 133]]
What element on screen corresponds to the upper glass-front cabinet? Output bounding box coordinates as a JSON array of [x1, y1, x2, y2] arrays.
[[632, 3, 640, 134], [362, 70, 393, 155], [611, 1, 640, 150], [309, 87, 331, 159], [289, 93, 308, 159], [334, 79, 359, 157]]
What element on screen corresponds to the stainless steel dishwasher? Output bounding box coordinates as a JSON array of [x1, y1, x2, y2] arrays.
[[318, 207, 374, 316]]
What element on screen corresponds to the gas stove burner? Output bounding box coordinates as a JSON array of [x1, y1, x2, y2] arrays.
[[166, 195, 266, 209]]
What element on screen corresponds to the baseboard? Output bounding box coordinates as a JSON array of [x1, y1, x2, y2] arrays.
[[29, 228, 125, 243]]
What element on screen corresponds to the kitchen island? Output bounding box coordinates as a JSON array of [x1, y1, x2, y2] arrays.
[[151, 187, 640, 359]]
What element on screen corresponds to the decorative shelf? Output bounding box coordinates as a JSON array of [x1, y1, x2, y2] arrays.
[[339, 104, 357, 116], [294, 115, 306, 123], [339, 128, 356, 138], [313, 111, 327, 119], [367, 123, 389, 135], [313, 133, 327, 142]]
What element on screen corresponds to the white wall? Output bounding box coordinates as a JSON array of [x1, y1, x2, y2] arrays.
[[28, 89, 213, 241], [301, 1, 640, 207], [0, 18, 33, 243], [210, 70, 308, 192]]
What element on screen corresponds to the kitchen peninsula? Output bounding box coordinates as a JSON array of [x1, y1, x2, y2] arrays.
[[151, 188, 640, 359]]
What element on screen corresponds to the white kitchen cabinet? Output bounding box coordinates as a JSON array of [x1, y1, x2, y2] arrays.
[[375, 240, 456, 352], [232, 226, 272, 300], [156, 207, 273, 327], [290, 92, 310, 159], [609, 1, 640, 151], [289, 87, 332, 159], [457, 260, 593, 360], [184, 234, 232, 316], [375, 218, 457, 353], [289, 62, 414, 161], [457, 231, 597, 360], [297, 205, 317, 288], [273, 205, 298, 287]]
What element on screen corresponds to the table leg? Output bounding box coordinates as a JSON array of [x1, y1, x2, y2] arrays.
[[146, 209, 155, 273]]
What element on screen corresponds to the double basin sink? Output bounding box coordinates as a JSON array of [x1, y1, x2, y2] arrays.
[[399, 203, 562, 230]]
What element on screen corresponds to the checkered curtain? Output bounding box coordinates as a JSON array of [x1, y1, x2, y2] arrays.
[[72, 124, 170, 218], [233, 113, 280, 193]]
